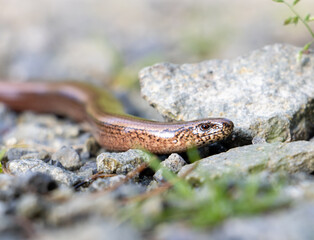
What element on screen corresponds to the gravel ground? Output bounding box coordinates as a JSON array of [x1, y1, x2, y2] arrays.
[[0, 1, 314, 239]]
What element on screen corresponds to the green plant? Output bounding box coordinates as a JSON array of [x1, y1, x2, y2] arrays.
[[0, 149, 6, 173], [273, 0, 314, 59], [121, 152, 290, 230], [124, 172, 290, 229]]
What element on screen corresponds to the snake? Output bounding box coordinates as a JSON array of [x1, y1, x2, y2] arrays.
[[0, 81, 234, 154]]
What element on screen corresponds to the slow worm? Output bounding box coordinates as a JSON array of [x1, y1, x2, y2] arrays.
[[0, 81, 233, 154]]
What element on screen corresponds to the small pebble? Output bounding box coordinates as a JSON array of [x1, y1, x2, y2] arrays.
[[153, 153, 186, 183], [77, 161, 97, 179], [96, 149, 150, 174], [51, 146, 82, 170], [89, 175, 126, 191]]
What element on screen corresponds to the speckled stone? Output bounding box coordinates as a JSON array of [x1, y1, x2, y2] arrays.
[[96, 149, 150, 174], [89, 175, 126, 191], [7, 159, 82, 186], [154, 153, 186, 182], [77, 161, 97, 179], [139, 44, 314, 145]]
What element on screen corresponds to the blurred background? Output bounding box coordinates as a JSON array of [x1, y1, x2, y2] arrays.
[[0, 0, 313, 90]]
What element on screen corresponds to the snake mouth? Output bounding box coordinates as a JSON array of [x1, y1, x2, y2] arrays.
[[215, 119, 233, 142], [222, 118, 234, 135]]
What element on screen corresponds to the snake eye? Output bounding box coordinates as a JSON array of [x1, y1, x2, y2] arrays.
[[200, 123, 211, 131]]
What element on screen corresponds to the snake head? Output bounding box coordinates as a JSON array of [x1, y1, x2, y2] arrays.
[[188, 118, 234, 147]]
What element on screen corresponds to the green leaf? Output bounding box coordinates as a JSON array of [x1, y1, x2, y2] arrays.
[[0, 150, 5, 160], [272, 0, 284, 2], [298, 41, 313, 61], [293, 16, 299, 24], [304, 14, 311, 22], [284, 17, 292, 25], [186, 147, 201, 163], [303, 41, 312, 51], [297, 51, 303, 61], [309, 17, 314, 22], [293, 0, 300, 6]]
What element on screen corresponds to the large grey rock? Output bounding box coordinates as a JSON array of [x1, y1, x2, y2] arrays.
[[139, 44, 314, 144], [178, 141, 314, 183]]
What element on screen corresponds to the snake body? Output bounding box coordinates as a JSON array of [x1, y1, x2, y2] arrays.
[[0, 81, 234, 154]]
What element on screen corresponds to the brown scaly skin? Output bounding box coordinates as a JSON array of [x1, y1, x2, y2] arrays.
[[0, 81, 234, 154]]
